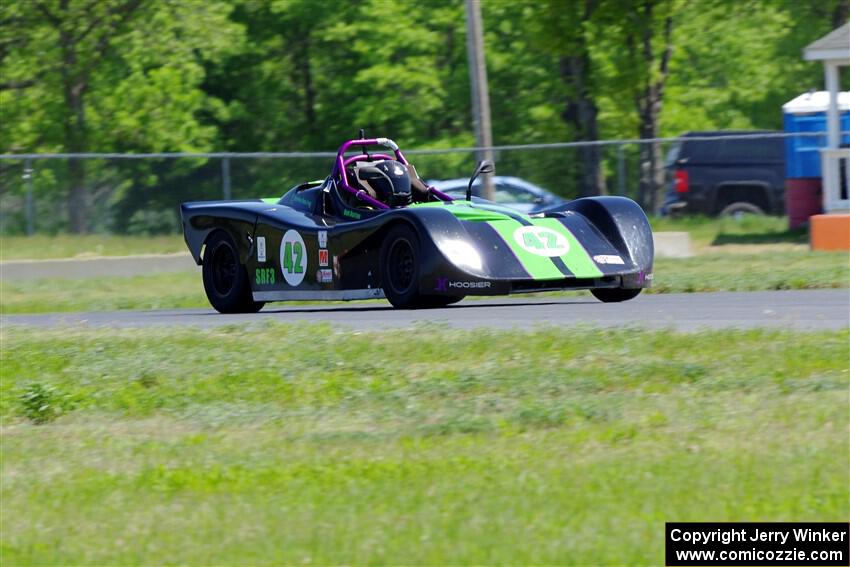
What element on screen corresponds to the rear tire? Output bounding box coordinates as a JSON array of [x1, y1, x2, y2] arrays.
[[381, 224, 424, 308], [591, 288, 642, 303], [202, 231, 265, 313]]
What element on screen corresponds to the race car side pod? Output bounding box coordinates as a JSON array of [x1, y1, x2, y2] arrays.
[[467, 160, 495, 201]]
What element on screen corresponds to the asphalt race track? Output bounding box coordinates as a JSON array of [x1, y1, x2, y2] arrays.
[[2, 290, 848, 332]]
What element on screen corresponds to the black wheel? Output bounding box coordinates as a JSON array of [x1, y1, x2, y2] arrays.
[[202, 231, 265, 313], [591, 288, 642, 303], [381, 224, 424, 308], [718, 202, 764, 218]]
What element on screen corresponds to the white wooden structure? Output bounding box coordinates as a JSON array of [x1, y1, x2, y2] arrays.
[[804, 23, 850, 212]]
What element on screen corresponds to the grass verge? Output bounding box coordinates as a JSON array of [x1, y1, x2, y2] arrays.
[[1, 324, 847, 564], [0, 234, 186, 260], [649, 215, 805, 249], [1, 250, 847, 314], [0, 215, 801, 261]]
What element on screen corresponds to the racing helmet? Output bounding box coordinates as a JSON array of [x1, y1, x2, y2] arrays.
[[354, 160, 412, 207]]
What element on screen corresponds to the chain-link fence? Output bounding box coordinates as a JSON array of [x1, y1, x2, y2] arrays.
[[0, 133, 839, 235]]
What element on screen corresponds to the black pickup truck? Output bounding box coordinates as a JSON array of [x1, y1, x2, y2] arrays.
[[660, 131, 786, 216]]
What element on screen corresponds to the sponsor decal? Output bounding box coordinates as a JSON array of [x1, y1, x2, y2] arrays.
[[257, 236, 266, 262], [293, 195, 311, 207], [318, 230, 328, 248], [280, 229, 307, 286], [449, 280, 491, 289], [319, 249, 329, 267], [255, 267, 275, 285], [317, 268, 333, 283], [513, 226, 570, 257], [638, 271, 654, 285], [343, 208, 361, 220], [435, 277, 490, 291], [593, 254, 624, 265]]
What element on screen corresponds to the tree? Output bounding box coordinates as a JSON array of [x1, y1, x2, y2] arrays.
[[660, 0, 847, 133], [592, 0, 678, 210], [624, 0, 676, 211], [204, 0, 478, 193], [533, 0, 607, 197], [0, 0, 241, 232]]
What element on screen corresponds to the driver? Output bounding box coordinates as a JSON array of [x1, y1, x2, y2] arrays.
[[352, 160, 412, 207]]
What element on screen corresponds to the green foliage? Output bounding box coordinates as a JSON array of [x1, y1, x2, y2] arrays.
[[663, 0, 846, 134], [1, 0, 846, 231], [0, 0, 241, 154], [0, 0, 243, 231], [125, 209, 179, 236], [18, 383, 60, 424]]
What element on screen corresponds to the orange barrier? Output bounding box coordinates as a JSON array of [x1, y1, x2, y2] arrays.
[[810, 213, 850, 251]]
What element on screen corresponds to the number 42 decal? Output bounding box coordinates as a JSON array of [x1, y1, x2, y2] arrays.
[[282, 241, 303, 274], [513, 226, 570, 257], [279, 229, 307, 286], [523, 230, 557, 250]]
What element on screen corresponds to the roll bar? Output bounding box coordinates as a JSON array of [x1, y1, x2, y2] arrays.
[[331, 138, 453, 209]]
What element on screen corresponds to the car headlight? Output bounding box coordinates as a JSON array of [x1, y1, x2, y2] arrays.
[[440, 239, 483, 272]]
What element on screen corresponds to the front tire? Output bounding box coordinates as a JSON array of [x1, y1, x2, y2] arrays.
[[381, 224, 424, 308], [591, 288, 642, 303], [202, 231, 265, 313]]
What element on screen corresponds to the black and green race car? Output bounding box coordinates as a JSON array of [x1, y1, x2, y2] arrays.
[[181, 136, 654, 312]]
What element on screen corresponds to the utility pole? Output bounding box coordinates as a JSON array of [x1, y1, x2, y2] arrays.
[[465, 0, 495, 201]]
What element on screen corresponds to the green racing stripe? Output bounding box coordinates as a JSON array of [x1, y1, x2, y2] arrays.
[[486, 219, 565, 280], [411, 201, 604, 280], [530, 217, 603, 279]]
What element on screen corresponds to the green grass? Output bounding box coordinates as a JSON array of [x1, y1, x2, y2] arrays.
[[650, 215, 806, 248], [1, 271, 205, 313], [0, 215, 800, 261], [650, 250, 849, 293], [0, 234, 185, 260], [1, 250, 847, 314], [1, 325, 847, 564]]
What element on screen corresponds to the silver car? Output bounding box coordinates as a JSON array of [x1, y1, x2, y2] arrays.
[[428, 176, 566, 214]]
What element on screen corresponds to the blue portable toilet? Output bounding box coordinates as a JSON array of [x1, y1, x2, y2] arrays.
[[782, 91, 850, 228], [783, 91, 850, 179]]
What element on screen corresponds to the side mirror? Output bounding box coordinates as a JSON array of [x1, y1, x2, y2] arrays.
[[467, 160, 495, 201]]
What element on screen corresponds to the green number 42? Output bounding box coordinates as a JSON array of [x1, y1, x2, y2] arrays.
[[282, 241, 304, 274], [524, 231, 556, 249]]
